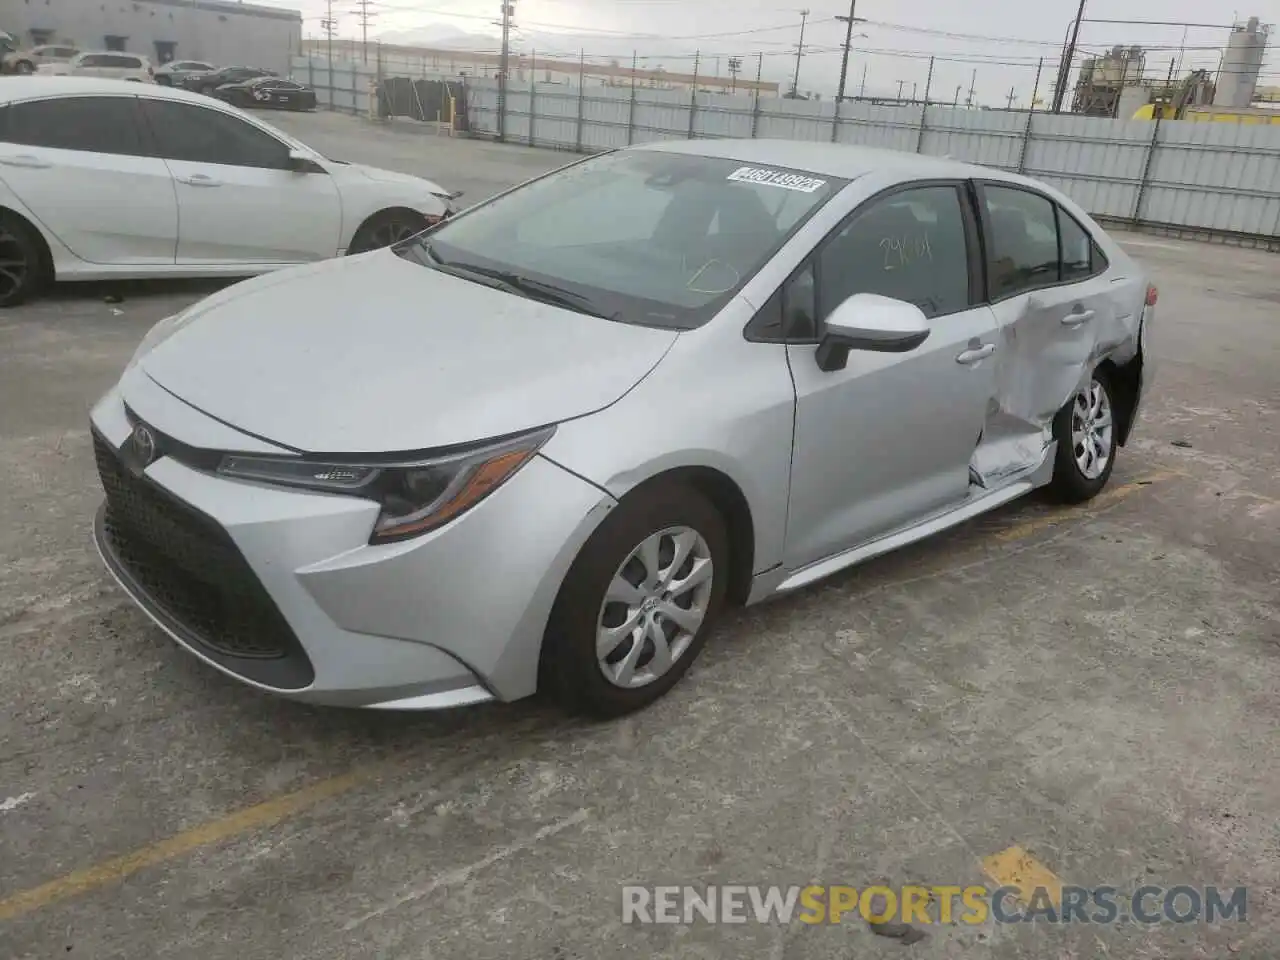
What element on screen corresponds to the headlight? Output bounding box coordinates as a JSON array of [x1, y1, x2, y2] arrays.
[[216, 425, 555, 544]]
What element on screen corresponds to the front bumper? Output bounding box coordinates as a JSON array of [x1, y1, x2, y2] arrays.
[[89, 384, 614, 708]]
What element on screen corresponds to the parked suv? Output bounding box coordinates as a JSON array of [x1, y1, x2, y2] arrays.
[[3, 43, 79, 75], [52, 51, 154, 82]]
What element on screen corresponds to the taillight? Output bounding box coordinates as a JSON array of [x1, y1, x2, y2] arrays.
[[1145, 285, 1158, 306]]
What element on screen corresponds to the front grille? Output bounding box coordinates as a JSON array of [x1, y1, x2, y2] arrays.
[[94, 431, 314, 689]]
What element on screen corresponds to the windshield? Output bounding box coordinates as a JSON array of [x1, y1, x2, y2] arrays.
[[406, 150, 845, 329]]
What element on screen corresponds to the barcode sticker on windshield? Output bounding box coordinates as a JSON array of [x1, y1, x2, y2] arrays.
[[726, 166, 827, 193]]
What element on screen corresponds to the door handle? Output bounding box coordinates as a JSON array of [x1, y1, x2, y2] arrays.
[[1061, 308, 1095, 327], [0, 154, 52, 169], [177, 174, 221, 187], [955, 343, 996, 365]]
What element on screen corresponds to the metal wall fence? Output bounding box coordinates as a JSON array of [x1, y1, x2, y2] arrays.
[[467, 77, 1280, 247], [291, 57, 1280, 248]]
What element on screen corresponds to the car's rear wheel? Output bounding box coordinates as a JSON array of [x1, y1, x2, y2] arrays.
[[13, 60, 33, 75], [0, 214, 42, 308], [541, 484, 729, 718], [154, 75, 171, 86], [1048, 368, 1117, 503], [347, 210, 431, 254]]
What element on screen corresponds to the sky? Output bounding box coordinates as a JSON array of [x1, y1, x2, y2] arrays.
[[285, 0, 1280, 106]]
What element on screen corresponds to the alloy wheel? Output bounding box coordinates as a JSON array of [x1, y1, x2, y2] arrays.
[[596, 526, 714, 689], [369, 218, 424, 249], [1071, 379, 1113, 480], [0, 224, 31, 303]]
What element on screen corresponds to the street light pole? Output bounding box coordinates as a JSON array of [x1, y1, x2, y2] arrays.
[[790, 9, 810, 98]]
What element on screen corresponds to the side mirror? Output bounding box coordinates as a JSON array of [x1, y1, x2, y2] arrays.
[[814, 293, 931, 372], [287, 149, 324, 174]]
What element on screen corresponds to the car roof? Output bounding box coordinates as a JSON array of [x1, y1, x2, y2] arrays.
[[0, 76, 217, 105], [631, 137, 995, 183]]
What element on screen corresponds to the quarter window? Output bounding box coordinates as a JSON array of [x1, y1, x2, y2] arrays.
[[817, 184, 971, 321], [2, 96, 143, 156], [981, 185, 1060, 299], [139, 99, 290, 169]]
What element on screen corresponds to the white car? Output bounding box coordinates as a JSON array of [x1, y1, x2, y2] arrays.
[[3, 43, 79, 74], [0, 77, 460, 306], [48, 51, 155, 82]]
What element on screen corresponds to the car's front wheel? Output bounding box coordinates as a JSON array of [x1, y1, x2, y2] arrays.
[[347, 209, 431, 254], [1049, 368, 1117, 503], [541, 483, 729, 717]]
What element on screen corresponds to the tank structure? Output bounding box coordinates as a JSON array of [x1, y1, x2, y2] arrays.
[[1214, 17, 1269, 108]]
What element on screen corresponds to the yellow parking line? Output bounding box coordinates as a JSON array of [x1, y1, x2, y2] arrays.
[[994, 470, 1176, 543], [981, 845, 1064, 908], [0, 770, 366, 922]]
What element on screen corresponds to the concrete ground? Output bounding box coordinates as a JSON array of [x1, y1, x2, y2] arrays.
[[1, 111, 1278, 959]]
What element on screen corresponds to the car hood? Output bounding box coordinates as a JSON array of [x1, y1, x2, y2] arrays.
[[340, 161, 454, 199], [137, 251, 678, 454]]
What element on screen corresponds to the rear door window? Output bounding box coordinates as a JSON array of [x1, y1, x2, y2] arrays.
[[980, 185, 1061, 299], [4, 96, 144, 156]]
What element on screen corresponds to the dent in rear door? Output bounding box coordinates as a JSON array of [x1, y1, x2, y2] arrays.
[[970, 183, 1125, 486]]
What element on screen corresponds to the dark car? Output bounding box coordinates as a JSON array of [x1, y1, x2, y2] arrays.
[[183, 65, 275, 95], [212, 77, 318, 111]]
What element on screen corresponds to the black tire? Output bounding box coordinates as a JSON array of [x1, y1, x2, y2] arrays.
[[154, 75, 171, 86], [347, 210, 431, 254], [13, 60, 33, 75], [1048, 366, 1117, 504], [0, 213, 44, 308], [540, 483, 729, 718]]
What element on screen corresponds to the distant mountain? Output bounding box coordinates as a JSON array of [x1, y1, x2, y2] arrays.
[[376, 25, 498, 50]]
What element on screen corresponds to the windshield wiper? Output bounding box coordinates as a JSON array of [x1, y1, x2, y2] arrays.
[[419, 244, 615, 320]]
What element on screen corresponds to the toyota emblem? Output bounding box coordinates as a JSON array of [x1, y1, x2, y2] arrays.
[[131, 423, 158, 466]]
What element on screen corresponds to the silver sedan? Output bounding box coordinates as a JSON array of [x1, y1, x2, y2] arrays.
[[90, 139, 1154, 717]]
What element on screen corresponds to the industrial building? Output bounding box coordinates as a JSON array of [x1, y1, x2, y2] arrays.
[[1068, 16, 1274, 123], [0, 0, 302, 75]]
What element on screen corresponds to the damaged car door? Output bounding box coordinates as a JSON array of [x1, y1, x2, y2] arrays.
[[971, 182, 1123, 483]]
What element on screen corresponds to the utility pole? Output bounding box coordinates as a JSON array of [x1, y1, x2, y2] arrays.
[[1030, 56, 1044, 111], [859, 62, 867, 97], [953, 84, 962, 106], [1006, 86, 1016, 109], [966, 68, 977, 107], [497, 0, 514, 141], [790, 9, 809, 98], [1052, 0, 1088, 113], [895, 79, 906, 100], [912, 81, 918, 102], [727, 56, 742, 93], [352, 0, 375, 64], [322, 0, 335, 67], [835, 0, 861, 102]]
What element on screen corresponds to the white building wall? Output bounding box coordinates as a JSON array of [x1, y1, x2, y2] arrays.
[[0, 0, 301, 75]]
